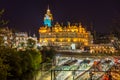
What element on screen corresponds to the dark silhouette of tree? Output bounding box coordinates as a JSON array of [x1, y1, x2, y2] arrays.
[[41, 46, 56, 62], [0, 46, 42, 80], [0, 57, 9, 80], [0, 9, 42, 80], [0, 9, 8, 27], [27, 38, 36, 49]]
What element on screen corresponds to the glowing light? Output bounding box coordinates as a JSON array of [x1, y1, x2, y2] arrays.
[[67, 39, 71, 42], [73, 39, 77, 42], [59, 39, 63, 42], [44, 19, 51, 27], [44, 6, 53, 27], [52, 39, 55, 41]]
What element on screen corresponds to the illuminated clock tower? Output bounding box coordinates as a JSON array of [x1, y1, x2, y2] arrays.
[[44, 6, 53, 27]]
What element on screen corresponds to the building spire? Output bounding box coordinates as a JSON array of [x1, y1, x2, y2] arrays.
[[44, 5, 53, 27], [48, 5, 49, 10], [47, 5, 50, 14]]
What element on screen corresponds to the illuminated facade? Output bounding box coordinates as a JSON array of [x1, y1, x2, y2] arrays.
[[39, 7, 93, 47], [44, 6, 53, 27], [0, 27, 13, 47], [39, 22, 93, 47], [90, 44, 116, 53], [13, 32, 28, 49], [13, 32, 38, 50]]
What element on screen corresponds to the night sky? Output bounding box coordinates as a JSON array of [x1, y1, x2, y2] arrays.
[[0, 0, 120, 37]]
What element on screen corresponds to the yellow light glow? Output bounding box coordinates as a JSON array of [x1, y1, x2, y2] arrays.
[[52, 39, 55, 41], [38, 22, 93, 47], [67, 39, 71, 42], [39, 39, 41, 42], [73, 38, 77, 42], [59, 39, 63, 42], [84, 42, 88, 45]]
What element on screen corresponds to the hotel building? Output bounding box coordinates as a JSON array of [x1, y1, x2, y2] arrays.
[[39, 7, 93, 48]]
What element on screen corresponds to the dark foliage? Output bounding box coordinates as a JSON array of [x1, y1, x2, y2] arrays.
[[0, 46, 42, 80]]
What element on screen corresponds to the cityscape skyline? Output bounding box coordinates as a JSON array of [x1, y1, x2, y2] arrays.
[[1, 1, 120, 79], [0, 0, 120, 36]]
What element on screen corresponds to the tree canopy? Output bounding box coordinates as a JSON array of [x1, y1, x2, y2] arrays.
[[0, 46, 42, 80], [0, 9, 8, 27]]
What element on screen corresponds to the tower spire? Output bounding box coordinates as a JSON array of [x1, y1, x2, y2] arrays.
[[47, 5, 50, 14], [44, 5, 53, 27], [48, 5, 49, 10]]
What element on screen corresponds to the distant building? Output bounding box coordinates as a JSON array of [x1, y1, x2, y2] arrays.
[[38, 6, 119, 53], [39, 7, 93, 48], [12, 32, 28, 49], [39, 22, 93, 47], [0, 27, 13, 47], [93, 33, 112, 44], [111, 37, 120, 50], [13, 32, 38, 50], [90, 44, 116, 53]]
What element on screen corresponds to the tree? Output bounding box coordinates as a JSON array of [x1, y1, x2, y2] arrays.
[[0, 57, 9, 80], [27, 38, 36, 49], [41, 46, 56, 62], [0, 36, 4, 45], [28, 50, 42, 70], [0, 46, 22, 80], [0, 9, 9, 46], [0, 9, 8, 27], [18, 49, 42, 80], [40, 46, 49, 62], [18, 50, 34, 80], [0, 47, 22, 79], [0, 43, 42, 80], [47, 47, 56, 60]]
